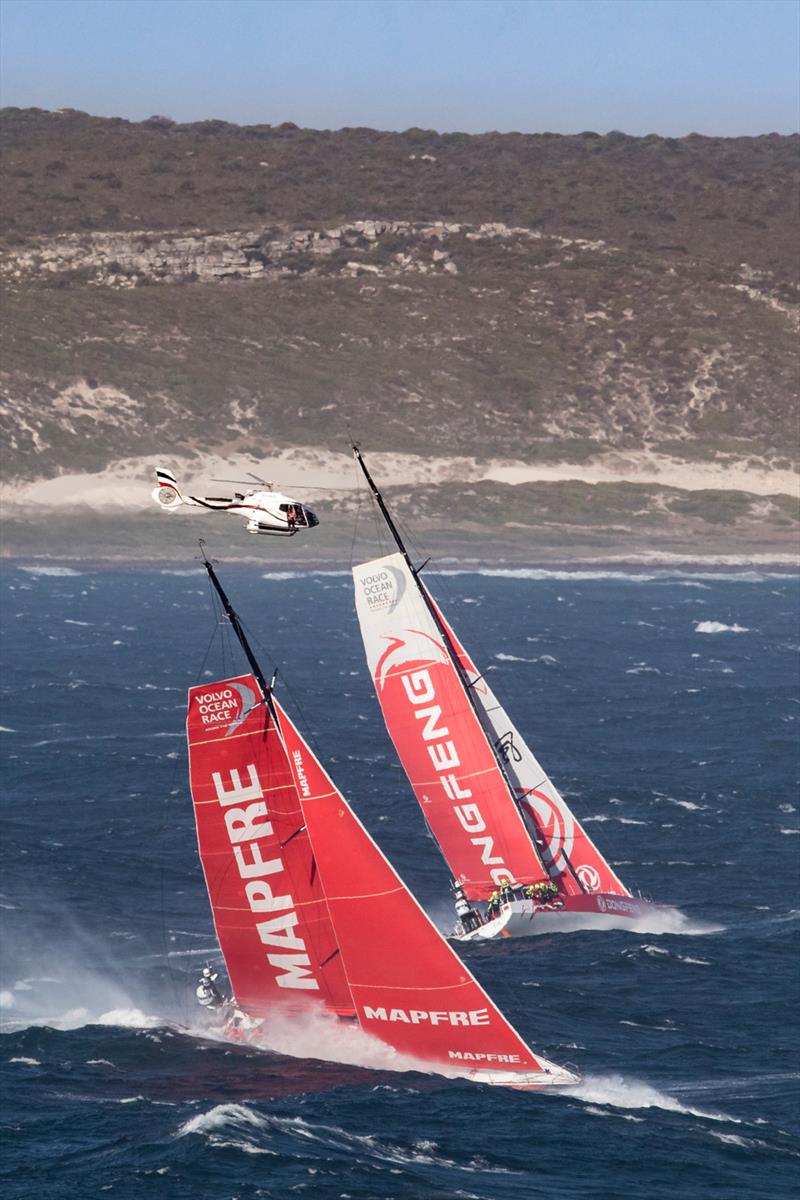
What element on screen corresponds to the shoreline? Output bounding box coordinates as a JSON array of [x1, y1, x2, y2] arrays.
[[5, 553, 799, 576]]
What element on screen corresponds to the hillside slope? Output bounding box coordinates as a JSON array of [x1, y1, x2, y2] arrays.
[[1, 110, 797, 563]]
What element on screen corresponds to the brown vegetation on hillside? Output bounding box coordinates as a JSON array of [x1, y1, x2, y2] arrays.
[[1, 108, 797, 279]]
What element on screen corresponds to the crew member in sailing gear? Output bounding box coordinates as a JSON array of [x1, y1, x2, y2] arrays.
[[196, 966, 225, 1009], [486, 890, 500, 919], [525, 881, 560, 906], [499, 877, 514, 904], [453, 885, 482, 933]]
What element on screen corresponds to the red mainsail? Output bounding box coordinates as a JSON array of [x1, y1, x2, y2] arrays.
[[428, 599, 630, 898], [274, 697, 562, 1080], [186, 674, 354, 1018], [353, 555, 548, 899]]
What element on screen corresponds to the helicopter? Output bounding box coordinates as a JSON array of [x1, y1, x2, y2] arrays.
[[151, 467, 320, 536]]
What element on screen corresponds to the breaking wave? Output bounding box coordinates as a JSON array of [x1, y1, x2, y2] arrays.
[[177, 1103, 518, 1171], [18, 565, 83, 577], [695, 621, 750, 634]]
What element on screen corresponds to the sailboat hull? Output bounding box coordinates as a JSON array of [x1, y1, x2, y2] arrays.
[[455, 894, 679, 940], [467, 1066, 579, 1090]]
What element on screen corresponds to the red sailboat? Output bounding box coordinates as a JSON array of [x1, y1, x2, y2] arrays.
[[350, 446, 678, 941], [186, 553, 578, 1090]]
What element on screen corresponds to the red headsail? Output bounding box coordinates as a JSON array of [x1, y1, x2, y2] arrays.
[[274, 697, 565, 1080], [186, 674, 354, 1018], [353, 555, 548, 899]]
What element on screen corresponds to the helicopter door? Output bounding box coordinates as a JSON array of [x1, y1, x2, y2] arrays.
[[279, 503, 308, 527]]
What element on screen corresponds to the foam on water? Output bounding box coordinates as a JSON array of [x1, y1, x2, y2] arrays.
[[97, 1008, 163, 1029], [564, 1074, 739, 1123], [625, 911, 725, 937], [18, 565, 83, 577], [695, 621, 750, 634], [177, 1104, 517, 1172], [185, 1004, 456, 1082]]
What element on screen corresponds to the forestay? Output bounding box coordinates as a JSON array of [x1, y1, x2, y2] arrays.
[[428, 599, 631, 898], [186, 673, 354, 1018], [353, 553, 548, 900], [275, 697, 557, 1079]]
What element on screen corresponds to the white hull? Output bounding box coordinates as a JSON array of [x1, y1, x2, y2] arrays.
[[466, 1062, 580, 1090], [455, 895, 679, 941]]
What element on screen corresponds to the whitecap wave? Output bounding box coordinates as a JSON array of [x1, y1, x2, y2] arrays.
[[695, 621, 750, 634], [641, 944, 710, 965], [261, 570, 349, 581], [96, 1007, 163, 1028], [18, 565, 82, 577], [177, 1104, 516, 1171]]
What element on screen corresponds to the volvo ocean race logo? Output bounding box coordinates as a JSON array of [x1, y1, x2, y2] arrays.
[[357, 564, 406, 614], [194, 679, 256, 736]]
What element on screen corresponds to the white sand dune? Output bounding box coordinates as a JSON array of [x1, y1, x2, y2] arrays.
[[2, 446, 797, 514]]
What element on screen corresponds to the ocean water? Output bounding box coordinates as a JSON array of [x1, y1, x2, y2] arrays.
[[1, 562, 798, 1199]]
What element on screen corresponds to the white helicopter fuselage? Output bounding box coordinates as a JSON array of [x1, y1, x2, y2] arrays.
[[151, 469, 319, 536]]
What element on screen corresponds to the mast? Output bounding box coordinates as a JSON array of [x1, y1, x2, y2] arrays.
[[352, 445, 548, 875], [200, 546, 272, 704]]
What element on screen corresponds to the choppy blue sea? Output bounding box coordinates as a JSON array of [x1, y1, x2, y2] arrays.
[[1, 562, 798, 1199]]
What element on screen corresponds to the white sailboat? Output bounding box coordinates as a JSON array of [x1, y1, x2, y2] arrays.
[[350, 446, 679, 941], [185, 552, 578, 1089]]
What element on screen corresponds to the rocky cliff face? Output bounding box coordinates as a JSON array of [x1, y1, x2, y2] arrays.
[[0, 110, 797, 563]]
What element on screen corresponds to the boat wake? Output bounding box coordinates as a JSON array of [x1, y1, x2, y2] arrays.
[[189, 1005, 445, 1080], [563, 1073, 739, 1123], [625, 909, 725, 937]]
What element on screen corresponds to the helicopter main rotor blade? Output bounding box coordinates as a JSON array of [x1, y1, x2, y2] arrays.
[[210, 478, 272, 486], [210, 477, 352, 491], [267, 482, 354, 491]]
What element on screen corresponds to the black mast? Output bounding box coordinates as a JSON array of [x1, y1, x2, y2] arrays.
[[200, 545, 273, 705], [352, 445, 549, 874]]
